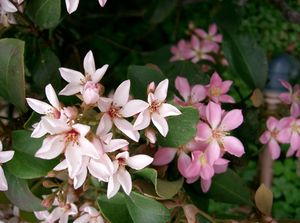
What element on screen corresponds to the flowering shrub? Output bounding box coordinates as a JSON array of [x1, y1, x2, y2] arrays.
[[0, 0, 299, 222]]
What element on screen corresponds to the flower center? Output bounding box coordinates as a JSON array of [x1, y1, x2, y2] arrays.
[[270, 130, 278, 139], [291, 122, 300, 133], [117, 157, 126, 166], [210, 87, 221, 97], [199, 154, 207, 166], [149, 101, 161, 113], [108, 106, 121, 118], [65, 129, 79, 145]]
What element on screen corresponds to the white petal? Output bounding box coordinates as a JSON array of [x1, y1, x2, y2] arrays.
[[79, 137, 100, 159], [115, 151, 129, 160], [92, 64, 109, 83], [104, 139, 129, 153], [35, 135, 64, 159], [83, 51, 96, 77], [113, 80, 130, 107], [121, 100, 149, 118], [54, 159, 68, 171], [42, 118, 70, 135], [73, 166, 87, 189], [0, 150, 14, 163], [65, 0, 79, 14], [72, 123, 90, 137], [74, 214, 90, 223], [65, 144, 82, 177], [151, 113, 169, 137], [0, 141, 2, 151], [59, 213, 69, 223], [114, 118, 140, 142], [133, 109, 151, 130], [26, 98, 52, 115], [59, 68, 84, 84], [0, 167, 8, 191], [158, 103, 181, 117], [154, 79, 168, 102], [98, 0, 107, 7], [45, 84, 60, 110], [1, 0, 17, 12], [59, 83, 82, 96], [47, 207, 64, 222], [107, 175, 120, 199], [98, 97, 113, 112], [31, 121, 48, 138], [126, 155, 153, 170], [97, 113, 113, 136], [88, 154, 113, 181], [117, 169, 132, 195]]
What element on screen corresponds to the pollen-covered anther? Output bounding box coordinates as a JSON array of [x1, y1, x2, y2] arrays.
[[64, 129, 79, 145], [108, 106, 122, 118], [149, 101, 162, 113]]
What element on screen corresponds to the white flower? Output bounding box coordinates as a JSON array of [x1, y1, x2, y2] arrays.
[[65, 0, 107, 14], [35, 120, 99, 178], [0, 141, 14, 191], [134, 79, 181, 137], [46, 201, 78, 223], [98, 80, 148, 142], [59, 51, 108, 105], [34, 210, 50, 223], [74, 205, 104, 223], [26, 84, 64, 138], [0, 0, 17, 13], [107, 151, 153, 198]]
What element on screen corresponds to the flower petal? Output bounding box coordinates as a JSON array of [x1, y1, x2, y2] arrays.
[[154, 79, 169, 102], [126, 154, 153, 170], [267, 139, 281, 160], [113, 80, 130, 107], [83, 51, 96, 77], [220, 109, 243, 131], [158, 103, 181, 117], [98, 97, 113, 112], [206, 139, 221, 165], [98, 0, 107, 7], [222, 136, 245, 157], [259, 131, 271, 144], [151, 113, 169, 137], [65, 0, 79, 13], [0, 151, 14, 163], [92, 64, 109, 83], [191, 85, 206, 103], [117, 169, 132, 195], [104, 139, 129, 153], [97, 113, 113, 136], [35, 135, 64, 159], [201, 178, 212, 193], [107, 175, 120, 199], [65, 144, 82, 177], [1, 0, 17, 12], [0, 167, 8, 191], [152, 147, 177, 166], [121, 99, 149, 118], [59, 83, 82, 95], [26, 98, 52, 115], [177, 152, 191, 177], [206, 102, 221, 129], [59, 67, 84, 84], [133, 109, 151, 130], [200, 165, 214, 180], [175, 76, 190, 102], [114, 118, 140, 142], [196, 122, 212, 141]]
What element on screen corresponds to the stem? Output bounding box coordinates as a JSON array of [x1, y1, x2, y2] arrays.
[[197, 209, 218, 223]]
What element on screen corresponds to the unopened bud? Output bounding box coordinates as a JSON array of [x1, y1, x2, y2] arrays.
[[147, 82, 155, 94], [41, 196, 54, 209], [42, 180, 58, 188]]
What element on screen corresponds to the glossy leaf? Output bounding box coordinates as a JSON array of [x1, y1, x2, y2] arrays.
[[207, 169, 253, 206], [98, 193, 133, 223], [127, 65, 166, 100], [12, 130, 43, 155], [3, 169, 44, 211], [134, 168, 183, 199], [222, 32, 268, 90], [26, 0, 61, 29], [157, 106, 199, 147], [0, 38, 26, 111], [125, 191, 170, 223]]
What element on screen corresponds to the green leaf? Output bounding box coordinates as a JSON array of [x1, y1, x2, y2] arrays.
[[127, 65, 166, 100], [7, 130, 58, 179], [98, 193, 133, 223], [207, 169, 253, 206], [134, 168, 183, 199], [26, 0, 61, 29], [157, 106, 199, 147], [222, 32, 268, 90], [147, 0, 177, 24], [0, 38, 26, 111], [3, 169, 44, 211], [125, 191, 170, 223]]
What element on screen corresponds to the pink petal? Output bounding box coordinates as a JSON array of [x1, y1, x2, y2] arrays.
[[117, 169, 132, 195], [97, 113, 113, 136], [220, 109, 243, 131], [152, 147, 177, 166], [267, 139, 281, 160], [151, 112, 169, 137], [220, 80, 233, 94], [26, 98, 52, 115], [98, 97, 113, 112], [98, 0, 107, 7], [219, 95, 235, 103], [158, 103, 181, 117], [190, 85, 206, 103], [277, 128, 291, 143], [175, 76, 190, 102], [196, 122, 212, 141], [59, 83, 82, 95], [213, 34, 222, 43], [201, 178, 212, 193], [279, 92, 292, 104], [121, 100, 149, 118], [127, 154, 153, 170], [190, 35, 200, 50], [280, 79, 292, 91], [194, 29, 207, 38], [291, 103, 300, 118], [213, 158, 229, 173], [104, 139, 129, 153], [113, 80, 130, 107], [59, 67, 84, 84], [0, 167, 8, 191], [208, 24, 217, 35], [206, 102, 221, 129], [209, 72, 222, 87], [83, 51, 96, 77], [154, 79, 169, 102], [185, 161, 200, 178], [290, 132, 300, 150], [133, 109, 151, 130], [178, 152, 191, 177], [266, 116, 278, 131], [114, 118, 140, 142], [259, 131, 271, 144], [200, 165, 214, 180], [0, 151, 14, 163], [206, 139, 221, 165], [65, 0, 79, 13], [92, 64, 108, 83], [45, 84, 60, 110], [222, 136, 245, 157]]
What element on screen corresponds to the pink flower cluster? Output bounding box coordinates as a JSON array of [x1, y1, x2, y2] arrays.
[[153, 72, 244, 192], [260, 80, 300, 159], [26, 50, 181, 201], [170, 23, 228, 68]]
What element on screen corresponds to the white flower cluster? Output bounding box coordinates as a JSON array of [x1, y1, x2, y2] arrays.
[[26, 50, 181, 199]]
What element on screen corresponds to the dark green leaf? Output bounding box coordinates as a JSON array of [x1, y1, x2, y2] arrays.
[[222, 32, 268, 90], [157, 106, 199, 147], [98, 193, 133, 223], [134, 168, 183, 199], [12, 130, 43, 155], [0, 38, 26, 111], [26, 0, 61, 29], [3, 169, 44, 211], [125, 191, 170, 223], [127, 65, 166, 100], [148, 0, 177, 24], [207, 169, 253, 206]]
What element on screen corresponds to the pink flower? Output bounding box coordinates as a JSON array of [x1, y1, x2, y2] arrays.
[[196, 102, 244, 164], [134, 79, 181, 137], [107, 151, 153, 198], [174, 76, 206, 107], [279, 80, 300, 117], [259, 117, 290, 160], [194, 24, 222, 43], [170, 40, 190, 62], [98, 80, 149, 142], [184, 35, 215, 64], [206, 72, 235, 104], [0, 141, 14, 191]]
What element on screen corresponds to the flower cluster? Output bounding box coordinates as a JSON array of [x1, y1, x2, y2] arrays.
[[0, 0, 23, 26], [153, 72, 244, 192], [260, 80, 300, 159], [65, 0, 107, 14], [170, 23, 228, 69], [26, 51, 181, 201]]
